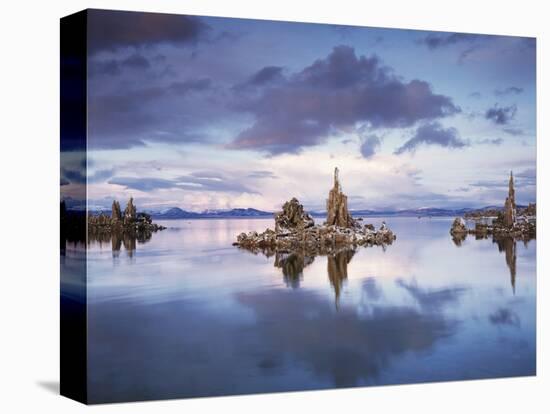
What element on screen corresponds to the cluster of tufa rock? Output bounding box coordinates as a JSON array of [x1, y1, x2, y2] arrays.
[[88, 198, 166, 236], [274, 198, 315, 231], [450, 171, 536, 243], [234, 168, 395, 253]]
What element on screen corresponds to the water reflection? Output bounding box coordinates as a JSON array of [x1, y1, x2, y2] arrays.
[[327, 249, 355, 308], [87, 279, 460, 402], [451, 232, 467, 247], [274, 252, 315, 288], [82, 217, 536, 402], [63, 227, 154, 258], [97, 230, 153, 257], [494, 237, 517, 294], [246, 247, 358, 308], [236, 285, 457, 388], [452, 232, 534, 294], [396, 279, 469, 311], [489, 308, 521, 328], [60, 206, 86, 256]]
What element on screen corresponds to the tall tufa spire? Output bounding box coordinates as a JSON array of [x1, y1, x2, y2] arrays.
[[503, 170, 516, 228], [509, 170, 515, 209], [326, 167, 356, 228]]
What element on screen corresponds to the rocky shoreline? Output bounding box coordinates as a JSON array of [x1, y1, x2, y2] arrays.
[[233, 168, 396, 253]]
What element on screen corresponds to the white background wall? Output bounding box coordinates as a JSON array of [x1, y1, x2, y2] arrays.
[[0, 0, 547, 412]]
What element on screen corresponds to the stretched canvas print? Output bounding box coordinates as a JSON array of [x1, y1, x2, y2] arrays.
[[60, 9, 537, 404]]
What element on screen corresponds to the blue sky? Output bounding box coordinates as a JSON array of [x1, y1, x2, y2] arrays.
[[61, 9, 536, 212]]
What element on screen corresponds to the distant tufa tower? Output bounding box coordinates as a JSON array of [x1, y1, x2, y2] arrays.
[[503, 171, 516, 228], [325, 167, 356, 228]]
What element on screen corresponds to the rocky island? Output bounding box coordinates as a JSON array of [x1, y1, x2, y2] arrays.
[[233, 168, 396, 254], [88, 198, 166, 238], [450, 172, 536, 243]]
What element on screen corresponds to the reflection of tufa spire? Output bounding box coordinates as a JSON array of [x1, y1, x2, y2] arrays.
[[495, 237, 517, 294], [327, 249, 355, 310]]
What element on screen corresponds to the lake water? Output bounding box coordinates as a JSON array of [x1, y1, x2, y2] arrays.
[[67, 217, 536, 403]]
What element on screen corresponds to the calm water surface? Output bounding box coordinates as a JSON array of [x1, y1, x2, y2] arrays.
[[70, 217, 535, 402]]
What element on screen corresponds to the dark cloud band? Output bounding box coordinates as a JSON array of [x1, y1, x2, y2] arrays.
[[88, 9, 209, 54], [228, 46, 459, 155]]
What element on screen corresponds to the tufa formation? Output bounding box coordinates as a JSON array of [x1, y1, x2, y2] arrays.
[[450, 171, 535, 241], [502, 171, 516, 228], [325, 167, 357, 228], [88, 198, 166, 237], [233, 168, 395, 254]]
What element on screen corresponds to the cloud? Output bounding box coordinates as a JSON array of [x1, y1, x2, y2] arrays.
[[419, 32, 481, 50], [88, 87, 166, 148], [61, 167, 114, 184], [227, 46, 459, 155], [478, 138, 503, 145], [88, 80, 214, 149], [177, 174, 259, 193], [87, 9, 210, 54], [247, 170, 279, 179], [515, 168, 536, 186], [503, 127, 523, 136], [360, 134, 381, 159], [170, 78, 212, 95], [469, 91, 482, 99], [494, 86, 523, 96], [469, 179, 506, 189], [242, 66, 285, 88], [393, 191, 453, 205], [485, 104, 517, 125], [89, 53, 152, 77], [470, 168, 536, 190], [457, 45, 479, 65], [419, 33, 534, 71], [109, 174, 258, 194], [89, 59, 122, 77], [121, 53, 151, 70], [188, 170, 224, 180], [109, 177, 175, 191], [394, 122, 469, 154]]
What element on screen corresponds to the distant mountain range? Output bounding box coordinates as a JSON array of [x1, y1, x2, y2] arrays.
[[73, 199, 528, 219], [150, 207, 273, 219], [146, 205, 527, 219]]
